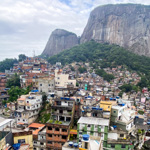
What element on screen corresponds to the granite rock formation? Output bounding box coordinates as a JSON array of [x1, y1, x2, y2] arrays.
[[42, 29, 78, 56], [81, 4, 150, 56]]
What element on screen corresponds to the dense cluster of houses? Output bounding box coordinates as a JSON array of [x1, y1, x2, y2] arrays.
[[0, 57, 150, 150]]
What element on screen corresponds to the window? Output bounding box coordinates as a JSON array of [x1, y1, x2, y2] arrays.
[[40, 143, 44, 145], [114, 111, 116, 113], [40, 84, 42, 86], [57, 77, 60, 79], [23, 119, 25, 122], [27, 101, 29, 103], [33, 148, 36, 150], [48, 127, 52, 130], [121, 144, 126, 148], [47, 141, 52, 144], [48, 134, 52, 137], [59, 110, 63, 113], [62, 135, 67, 139], [58, 82, 60, 84], [111, 144, 115, 148], [55, 128, 59, 131], [120, 134, 124, 137], [62, 129, 67, 132], [18, 139, 25, 144], [88, 125, 91, 127], [108, 106, 110, 108], [52, 84, 53, 86], [18, 119, 20, 121], [49, 84, 50, 86]]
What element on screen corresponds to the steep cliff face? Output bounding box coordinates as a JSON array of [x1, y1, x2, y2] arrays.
[[81, 4, 150, 56], [42, 29, 78, 56]]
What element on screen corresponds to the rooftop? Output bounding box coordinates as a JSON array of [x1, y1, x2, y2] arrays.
[[28, 123, 45, 135], [28, 123, 45, 128], [78, 117, 109, 126], [0, 117, 13, 129], [47, 120, 71, 126]]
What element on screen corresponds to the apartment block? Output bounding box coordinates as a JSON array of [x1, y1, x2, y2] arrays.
[[55, 69, 76, 88], [16, 92, 42, 127], [46, 97, 75, 150], [37, 77, 55, 94], [77, 117, 109, 147]]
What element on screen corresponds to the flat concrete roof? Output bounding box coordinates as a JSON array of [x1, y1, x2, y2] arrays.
[[78, 117, 109, 126], [0, 117, 12, 128]]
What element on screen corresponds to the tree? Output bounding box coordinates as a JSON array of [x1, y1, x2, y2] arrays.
[[78, 67, 87, 73], [18, 54, 27, 62], [7, 86, 31, 102], [119, 84, 133, 93], [0, 58, 18, 72], [42, 92, 47, 105], [6, 73, 21, 87]]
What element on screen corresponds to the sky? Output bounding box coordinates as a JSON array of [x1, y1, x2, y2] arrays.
[[0, 0, 150, 61]]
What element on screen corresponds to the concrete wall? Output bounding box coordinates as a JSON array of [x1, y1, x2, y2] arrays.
[[14, 134, 33, 149]]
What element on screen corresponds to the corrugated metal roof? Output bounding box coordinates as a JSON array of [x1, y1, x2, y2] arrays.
[[77, 117, 109, 126]]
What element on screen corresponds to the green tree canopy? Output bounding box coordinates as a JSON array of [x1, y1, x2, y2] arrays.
[[18, 54, 27, 62], [6, 73, 21, 88]]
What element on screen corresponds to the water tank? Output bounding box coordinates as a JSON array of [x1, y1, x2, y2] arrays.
[[69, 141, 73, 146], [13, 143, 21, 150], [113, 125, 117, 129], [74, 143, 78, 148], [82, 134, 89, 141]]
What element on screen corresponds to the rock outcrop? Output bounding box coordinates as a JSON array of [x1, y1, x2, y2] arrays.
[[42, 29, 78, 56], [81, 4, 150, 56]]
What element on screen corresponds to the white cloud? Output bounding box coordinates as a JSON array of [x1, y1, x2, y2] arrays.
[[0, 0, 150, 61]]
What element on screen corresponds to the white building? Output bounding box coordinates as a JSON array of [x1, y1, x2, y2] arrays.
[[55, 69, 76, 88], [16, 92, 42, 126], [37, 77, 55, 94]]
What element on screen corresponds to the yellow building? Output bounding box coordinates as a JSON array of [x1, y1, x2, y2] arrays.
[[100, 101, 116, 111], [13, 131, 33, 150]]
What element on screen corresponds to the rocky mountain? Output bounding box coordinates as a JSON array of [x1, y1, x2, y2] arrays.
[[81, 4, 150, 56], [42, 29, 79, 56]]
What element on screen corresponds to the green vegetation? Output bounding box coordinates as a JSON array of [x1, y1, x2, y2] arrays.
[[6, 73, 21, 87], [0, 54, 26, 73], [0, 58, 18, 72], [40, 113, 51, 124], [119, 84, 139, 93], [18, 54, 27, 62], [138, 110, 144, 115], [70, 66, 75, 71], [95, 69, 115, 82], [48, 119, 53, 123], [48, 41, 150, 88], [78, 66, 87, 73], [7, 85, 31, 102]]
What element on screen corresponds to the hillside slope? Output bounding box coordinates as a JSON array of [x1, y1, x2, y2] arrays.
[[48, 41, 150, 77]]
